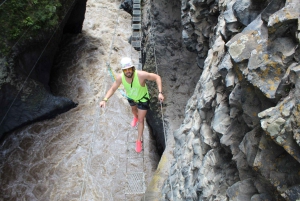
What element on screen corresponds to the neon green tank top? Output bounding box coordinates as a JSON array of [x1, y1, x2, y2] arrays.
[[122, 70, 150, 102]]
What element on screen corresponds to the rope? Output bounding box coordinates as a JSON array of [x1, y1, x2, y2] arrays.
[[0, 0, 9, 7], [149, 6, 175, 201], [0, 0, 78, 129], [105, 1, 130, 100], [10, 27, 32, 54], [106, 62, 129, 99]]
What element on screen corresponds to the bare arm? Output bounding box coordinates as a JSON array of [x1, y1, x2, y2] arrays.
[[139, 71, 164, 102], [99, 74, 122, 108]]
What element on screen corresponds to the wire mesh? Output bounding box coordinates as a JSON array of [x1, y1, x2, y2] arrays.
[[125, 172, 146, 194]]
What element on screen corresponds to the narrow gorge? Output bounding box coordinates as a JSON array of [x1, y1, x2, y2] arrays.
[[144, 0, 300, 200], [1, 0, 300, 200]]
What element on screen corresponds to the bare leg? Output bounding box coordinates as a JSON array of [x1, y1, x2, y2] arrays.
[[137, 109, 147, 141], [131, 105, 138, 118]]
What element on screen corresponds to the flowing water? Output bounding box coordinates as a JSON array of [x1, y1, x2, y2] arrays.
[[0, 0, 160, 200]]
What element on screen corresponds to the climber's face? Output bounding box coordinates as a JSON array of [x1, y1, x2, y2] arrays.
[[123, 67, 134, 78]]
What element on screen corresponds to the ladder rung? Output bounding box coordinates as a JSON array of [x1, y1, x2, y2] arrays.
[[131, 36, 141, 40], [133, 0, 141, 3], [132, 41, 141, 47], [133, 17, 141, 22], [133, 4, 141, 9], [132, 24, 141, 29], [133, 10, 141, 15], [132, 37, 141, 41], [132, 31, 141, 37]]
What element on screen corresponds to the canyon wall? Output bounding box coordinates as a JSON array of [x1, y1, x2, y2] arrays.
[[143, 0, 300, 200], [1, 0, 300, 200]]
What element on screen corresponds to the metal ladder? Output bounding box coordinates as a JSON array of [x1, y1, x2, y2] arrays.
[[131, 0, 142, 70], [125, 0, 145, 199], [125, 129, 145, 196]]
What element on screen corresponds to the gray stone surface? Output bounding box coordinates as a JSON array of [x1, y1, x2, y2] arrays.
[[2, 0, 300, 200], [146, 0, 300, 200]]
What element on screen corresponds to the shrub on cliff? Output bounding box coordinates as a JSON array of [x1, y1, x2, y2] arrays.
[[0, 0, 74, 57]]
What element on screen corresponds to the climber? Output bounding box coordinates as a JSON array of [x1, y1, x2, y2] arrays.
[[99, 57, 164, 153]]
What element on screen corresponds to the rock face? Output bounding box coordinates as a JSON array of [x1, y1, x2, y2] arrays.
[[2, 0, 300, 199], [0, 0, 87, 138], [143, 0, 300, 200]]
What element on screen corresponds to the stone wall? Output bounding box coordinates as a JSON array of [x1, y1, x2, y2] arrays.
[[145, 0, 300, 200]]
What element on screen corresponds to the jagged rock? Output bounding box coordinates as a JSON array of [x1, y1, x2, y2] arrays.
[[120, 0, 133, 15], [229, 81, 272, 128], [229, 83, 242, 118], [247, 37, 296, 99], [233, 151, 255, 180], [253, 134, 300, 197], [220, 118, 247, 155], [227, 15, 298, 100], [275, 63, 298, 99], [224, 0, 237, 23], [226, 17, 268, 63], [2, 0, 300, 200], [239, 127, 262, 167], [181, 20, 198, 53], [197, 148, 239, 200], [268, 0, 300, 30], [283, 185, 300, 201], [145, 0, 300, 200], [200, 122, 216, 147], [251, 193, 275, 201], [227, 178, 258, 201], [181, 0, 219, 68], [232, 0, 269, 26], [258, 95, 300, 162], [260, 0, 285, 23], [291, 65, 300, 145], [268, 0, 299, 42], [219, 53, 233, 77], [211, 97, 231, 135]]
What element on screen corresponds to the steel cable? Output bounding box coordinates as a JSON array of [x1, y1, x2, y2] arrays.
[[149, 5, 175, 201], [0, 0, 9, 7]]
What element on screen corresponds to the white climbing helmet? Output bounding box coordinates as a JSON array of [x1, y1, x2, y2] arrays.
[[120, 57, 134, 69]]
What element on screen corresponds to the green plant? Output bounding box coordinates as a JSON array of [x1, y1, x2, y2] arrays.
[[0, 0, 75, 56]]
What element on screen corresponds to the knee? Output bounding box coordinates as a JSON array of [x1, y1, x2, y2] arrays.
[[138, 117, 144, 124]]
